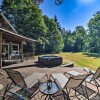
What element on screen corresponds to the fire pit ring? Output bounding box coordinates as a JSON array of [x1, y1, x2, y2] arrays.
[[38, 56, 62, 66]]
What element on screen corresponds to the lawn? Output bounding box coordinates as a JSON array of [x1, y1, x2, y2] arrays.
[[55, 52, 100, 70]]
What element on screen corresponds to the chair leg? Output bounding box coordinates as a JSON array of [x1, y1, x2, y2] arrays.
[[2, 83, 12, 100], [74, 87, 80, 100]]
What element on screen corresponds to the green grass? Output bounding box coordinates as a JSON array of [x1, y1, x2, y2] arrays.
[[55, 52, 100, 70]]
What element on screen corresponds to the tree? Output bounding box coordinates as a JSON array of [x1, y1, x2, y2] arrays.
[[1, 0, 47, 54], [73, 26, 86, 52], [55, 0, 63, 5], [43, 15, 64, 53], [62, 29, 73, 52], [88, 11, 100, 53], [54, 15, 62, 32], [33, 0, 63, 5]]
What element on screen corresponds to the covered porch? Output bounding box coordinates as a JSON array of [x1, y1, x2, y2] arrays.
[[0, 13, 37, 68], [0, 28, 37, 68]]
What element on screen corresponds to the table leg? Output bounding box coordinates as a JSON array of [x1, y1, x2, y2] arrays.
[[44, 95, 48, 100], [49, 95, 53, 100]]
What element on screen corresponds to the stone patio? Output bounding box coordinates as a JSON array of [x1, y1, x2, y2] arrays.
[[0, 60, 99, 100]]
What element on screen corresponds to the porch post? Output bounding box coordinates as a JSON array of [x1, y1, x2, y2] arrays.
[[21, 41, 24, 62], [32, 42, 35, 59], [0, 32, 2, 68]]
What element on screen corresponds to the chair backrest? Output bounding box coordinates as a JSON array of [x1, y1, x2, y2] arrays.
[[92, 67, 100, 80], [5, 69, 27, 88], [66, 74, 90, 88]]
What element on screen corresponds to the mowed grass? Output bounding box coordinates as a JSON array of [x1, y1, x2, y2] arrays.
[[55, 52, 100, 70]]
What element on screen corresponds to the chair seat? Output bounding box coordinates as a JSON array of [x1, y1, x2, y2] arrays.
[[8, 86, 21, 95], [25, 73, 46, 88], [52, 73, 68, 88], [75, 84, 95, 98]]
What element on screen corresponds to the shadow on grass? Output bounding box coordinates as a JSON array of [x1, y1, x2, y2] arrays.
[[83, 52, 100, 58]]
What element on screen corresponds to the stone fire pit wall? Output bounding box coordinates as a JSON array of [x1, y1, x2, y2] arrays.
[[38, 56, 62, 66]]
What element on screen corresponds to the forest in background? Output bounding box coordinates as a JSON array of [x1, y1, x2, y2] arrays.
[[0, 0, 100, 54]]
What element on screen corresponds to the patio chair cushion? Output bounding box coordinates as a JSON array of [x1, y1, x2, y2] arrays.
[[25, 72, 46, 88], [8, 86, 21, 94], [52, 73, 69, 88]]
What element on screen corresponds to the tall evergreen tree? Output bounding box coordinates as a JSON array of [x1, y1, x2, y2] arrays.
[[44, 15, 64, 53], [54, 15, 62, 32], [73, 26, 86, 52], [1, 0, 47, 54], [88, 11, 100, 53]]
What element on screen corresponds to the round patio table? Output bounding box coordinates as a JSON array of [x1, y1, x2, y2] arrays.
[[39, 81, 58, 99]]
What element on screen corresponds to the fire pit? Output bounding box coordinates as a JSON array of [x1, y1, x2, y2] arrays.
[[38, 56, 62, 66]]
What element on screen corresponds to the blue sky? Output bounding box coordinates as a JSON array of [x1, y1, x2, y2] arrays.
[[0, 0, 100, 31], [40, 0, 100, 31]]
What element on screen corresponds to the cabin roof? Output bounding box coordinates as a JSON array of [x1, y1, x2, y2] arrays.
[[0, 13, 38, 43]]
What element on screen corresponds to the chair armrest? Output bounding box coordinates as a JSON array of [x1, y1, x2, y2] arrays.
[[84, 67, 95, 75], [64, 72, 68, 75], [89, 70, 95, 74], [84, 67, 90, 73]]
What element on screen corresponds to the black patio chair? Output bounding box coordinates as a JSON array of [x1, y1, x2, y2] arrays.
[[84, 67, 100, 93], [2, 83, 29, 100], [52, 79, 71, 100], [51, 73, 95, 100], [4, 69, 47, 99]]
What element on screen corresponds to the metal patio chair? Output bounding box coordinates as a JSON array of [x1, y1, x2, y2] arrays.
[[51, 79, 71, 100], [51, 73, 95, 100], [4, 69, 47, 99], [2, 83, 29, 100], [84, 67, 100, 93], [84, 67, 100, 81]]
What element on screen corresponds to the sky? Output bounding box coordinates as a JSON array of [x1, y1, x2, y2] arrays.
[[40, 0, 100, 31], [0, 0, 100, 31]]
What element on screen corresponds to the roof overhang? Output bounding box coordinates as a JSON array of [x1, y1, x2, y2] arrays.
[[0, 28, 38, 43]]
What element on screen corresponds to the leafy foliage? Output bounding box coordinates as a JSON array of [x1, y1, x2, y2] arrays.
[[1, 0, 100, 54], [44, 15, 64, 53], [1, 0, 63, 54], [54, 15, 62, 32], [88, 11, 100, 53]]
